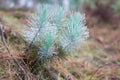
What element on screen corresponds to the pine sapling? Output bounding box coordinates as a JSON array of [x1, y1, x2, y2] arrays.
[[23, 5, 89, 61]]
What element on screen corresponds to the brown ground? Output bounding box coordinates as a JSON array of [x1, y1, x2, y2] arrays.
[[0, 10, 120, 80]]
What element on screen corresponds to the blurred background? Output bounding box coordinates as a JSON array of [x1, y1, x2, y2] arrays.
[[0, 0, 120, 26], [0, 0, 120, 80]]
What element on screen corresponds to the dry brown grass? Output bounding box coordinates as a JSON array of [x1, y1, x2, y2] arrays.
[[0, 10, 120, 80]]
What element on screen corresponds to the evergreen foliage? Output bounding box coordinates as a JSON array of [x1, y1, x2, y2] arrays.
[[23, 5, 89, 60]]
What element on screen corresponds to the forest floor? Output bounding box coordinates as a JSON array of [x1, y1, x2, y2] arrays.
[[0, 10, 120, 80]]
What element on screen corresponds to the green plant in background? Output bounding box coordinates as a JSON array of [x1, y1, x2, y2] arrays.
[[111, 0, 120, 13], [71, 0, 120, 14], [70, 0, 96, 11], [23, 5, 89, 61], [38, 0, 52, 3]]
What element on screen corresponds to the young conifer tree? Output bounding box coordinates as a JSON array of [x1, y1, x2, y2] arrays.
[[23, 5, 89, 61]]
